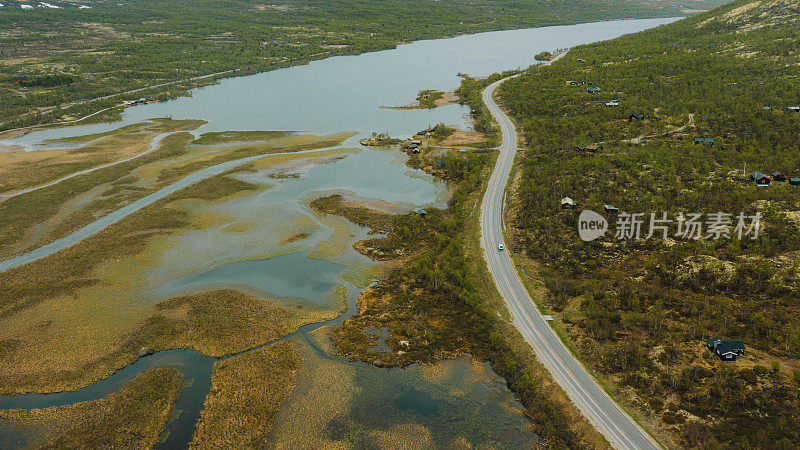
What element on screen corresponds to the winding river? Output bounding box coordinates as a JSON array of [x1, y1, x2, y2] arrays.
[[0, 17, 679, 448]]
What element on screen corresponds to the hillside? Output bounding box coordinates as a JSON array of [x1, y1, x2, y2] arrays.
[[0, 0, 726, 129], [496, 0, 800, 446]]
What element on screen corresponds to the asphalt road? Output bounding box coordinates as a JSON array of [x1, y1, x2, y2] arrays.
[[479, 73, 661, 450]]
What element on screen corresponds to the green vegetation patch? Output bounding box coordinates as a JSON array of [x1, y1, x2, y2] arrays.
[[0, 130, 353, 261], [497, 0, 800, 445], [417, 90, 445, 109], [311, 194, 423, 260], [190, 130, 291, 145], [0, 131, 195, 260], [168, 172, 260, 202]]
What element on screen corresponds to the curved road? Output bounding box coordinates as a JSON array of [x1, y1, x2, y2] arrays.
[[479, 75, 661, 450]]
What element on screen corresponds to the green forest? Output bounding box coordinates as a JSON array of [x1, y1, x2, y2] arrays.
[[496, 0, 800, 446], [0, 0, 724, 129]]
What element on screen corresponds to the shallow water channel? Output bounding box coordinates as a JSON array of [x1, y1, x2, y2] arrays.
[[0, 17, 678, 448]]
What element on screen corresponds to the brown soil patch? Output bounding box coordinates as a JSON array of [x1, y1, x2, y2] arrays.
[[439, 130, 488, 146]]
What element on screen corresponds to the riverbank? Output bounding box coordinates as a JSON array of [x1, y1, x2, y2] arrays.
[[312, 89, 608, 445]]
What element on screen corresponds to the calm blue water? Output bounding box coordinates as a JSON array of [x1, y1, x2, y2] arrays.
[[157, 252, 346, 306], [4, 18, 678, 146]]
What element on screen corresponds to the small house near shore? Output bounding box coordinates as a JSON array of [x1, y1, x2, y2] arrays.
[[707, 337, 746, 361]]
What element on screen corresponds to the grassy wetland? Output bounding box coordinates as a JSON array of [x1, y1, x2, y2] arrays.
[[0, 129, 366, 395], [0, 126, 355, 260], [189, 342, 298, 448], [263, 329, 540, 448], [0, 368, 183, 449], [0, 119, 205, 194]]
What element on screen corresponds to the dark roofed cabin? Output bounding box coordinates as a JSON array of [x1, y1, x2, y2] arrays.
[[629, 113, 646, 122], [750, 172, 771, 186], [790, 178, 800, 186], [693, 137, 715, 146], [707, 337, 745, 361], [771, 172, 786, 182]]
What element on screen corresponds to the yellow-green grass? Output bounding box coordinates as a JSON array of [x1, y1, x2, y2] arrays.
[[0, 368, 183, 449], [0, 131, 196, 260], [0, 285, 334, 394], [0, 169, 338, 393], [0, 119, 205, 194], [190, 341, 298, 448], [0, 131, 355, 260], [150, 290, 338, 357], [167, 171, 261, 202], [265, 331, 360, 448], [190, 130, 291, 145]]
